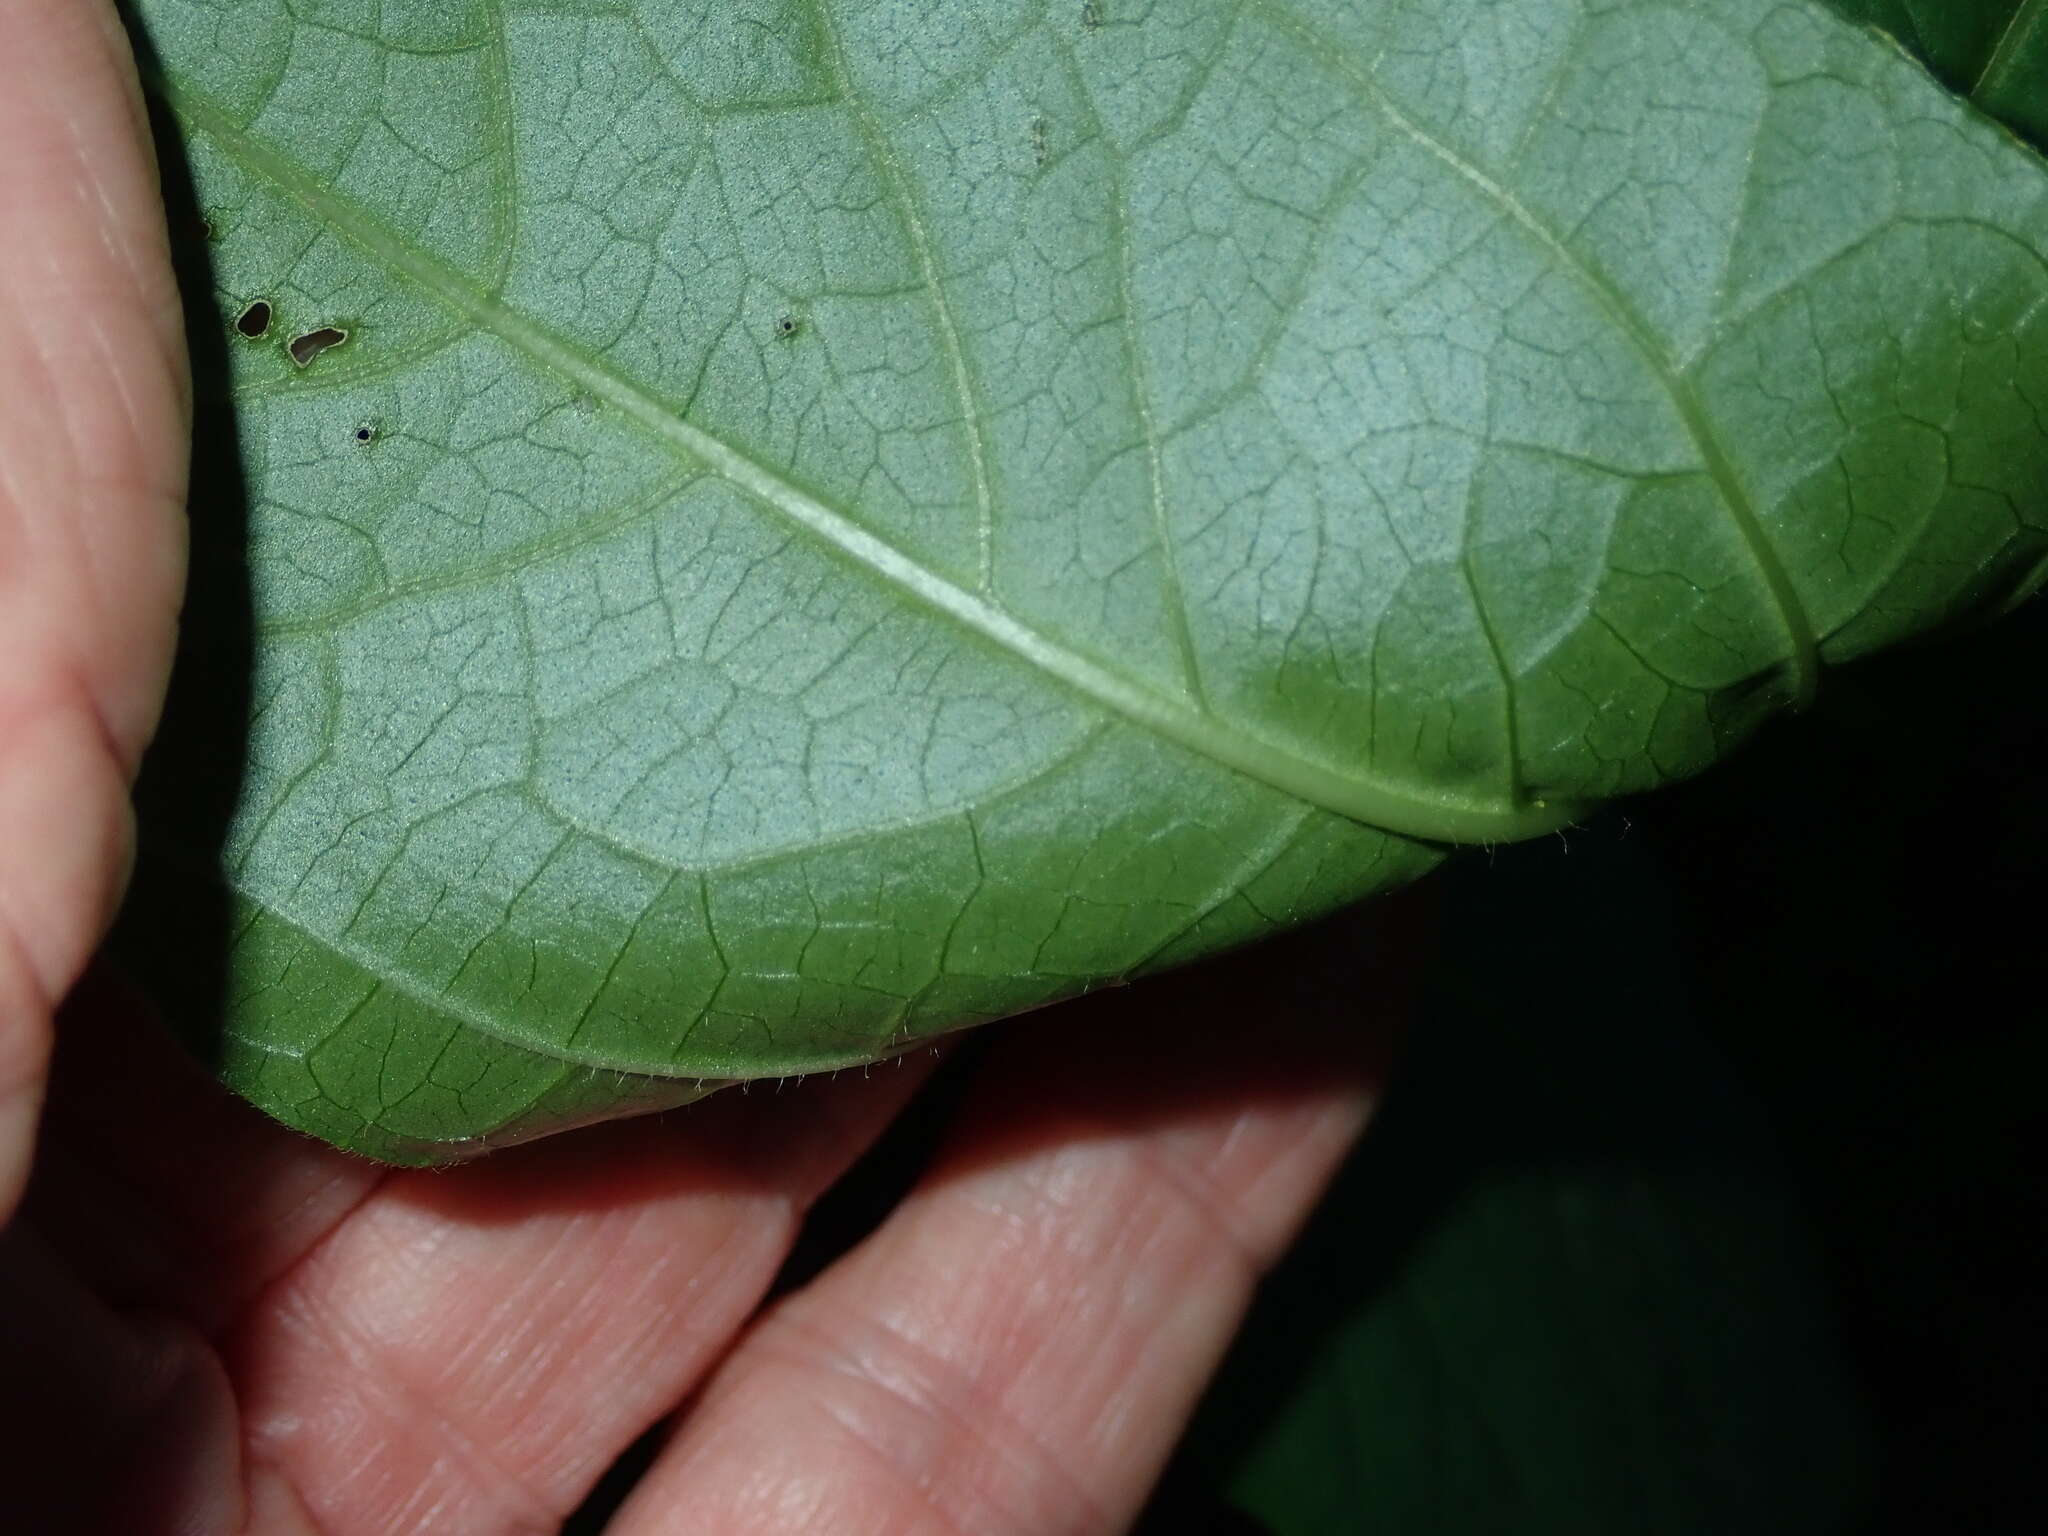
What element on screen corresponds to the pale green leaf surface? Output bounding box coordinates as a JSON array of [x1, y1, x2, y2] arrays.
[[121, 0, 2048, 1161]]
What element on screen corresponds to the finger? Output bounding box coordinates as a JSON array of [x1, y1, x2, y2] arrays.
[[0, 0, 188, 1217], [23, 972, 387, 1335], [610, 914, 1412, 1536], [0, 1223, 244, 1536], [225, 1054, 939, 1536]]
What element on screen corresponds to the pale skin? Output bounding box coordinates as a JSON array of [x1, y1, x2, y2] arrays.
[[0, 4, 1404, 1531]]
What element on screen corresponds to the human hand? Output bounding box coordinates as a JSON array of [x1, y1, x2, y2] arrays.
[[1, 5, 1403, 1531]]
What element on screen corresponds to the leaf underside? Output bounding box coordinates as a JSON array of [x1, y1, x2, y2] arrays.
[[120, 0, 2048, 1162]]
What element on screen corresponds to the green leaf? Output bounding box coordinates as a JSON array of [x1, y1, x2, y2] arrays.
[[122, 0, 2048, 1162], [1824, 0, 2048, 146]]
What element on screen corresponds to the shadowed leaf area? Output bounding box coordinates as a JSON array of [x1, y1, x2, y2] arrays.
[[118, 0, 2048, 1160], [1825, 0, 2048, 146]]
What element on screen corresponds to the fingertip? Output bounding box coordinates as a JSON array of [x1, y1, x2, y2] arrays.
[[0, 951, 52, 1223], [0, 691, 136, 1220]]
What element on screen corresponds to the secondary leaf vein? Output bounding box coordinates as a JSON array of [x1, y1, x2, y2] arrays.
[[161, 78, 1582, 845], [1249, 0, 1822, 711]]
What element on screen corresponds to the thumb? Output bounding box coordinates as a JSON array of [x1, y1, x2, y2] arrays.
[[0, 0, 189, 1219]]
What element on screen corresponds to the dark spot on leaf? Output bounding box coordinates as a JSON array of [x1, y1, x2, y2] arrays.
[[1031, 115, 1049, 166], [287, 326, 349, 368], [233, 300, 272, 340], [774, 313, 802, 340]]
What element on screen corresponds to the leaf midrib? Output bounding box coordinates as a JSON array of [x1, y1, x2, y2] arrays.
[[164, 80, 1583, 846]]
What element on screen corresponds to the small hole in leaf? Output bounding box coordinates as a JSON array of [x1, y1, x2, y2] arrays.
[[352, 424, 378, 445], [774, 313, 801, 340], [234, 300, 273, 340], [288, 326, 350, 368]]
